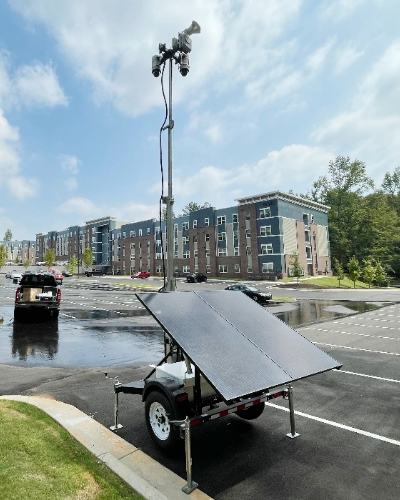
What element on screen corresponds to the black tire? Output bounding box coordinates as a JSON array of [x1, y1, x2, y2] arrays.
[[145, 391, 181, 452], [236, 403, 265, 420], [51, 309, 60, 319], [14, 308, 23, 321], [252, 295, 259, 302]]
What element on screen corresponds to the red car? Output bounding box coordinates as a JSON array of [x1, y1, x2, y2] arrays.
[[48, 268, 64, 284], [131, 271, 150, 279]]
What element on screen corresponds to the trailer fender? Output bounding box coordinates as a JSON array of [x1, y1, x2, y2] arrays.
[[143, 377, 190, 419]]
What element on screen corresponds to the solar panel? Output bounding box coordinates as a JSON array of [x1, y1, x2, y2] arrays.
[[136, 291, 341, 402]]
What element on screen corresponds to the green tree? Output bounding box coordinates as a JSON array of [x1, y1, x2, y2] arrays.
[[0, 244, 7, 269], [180, 201, 212, 216], [289, 251, 303, 284], [374, 261, 388, 287], [82, 248, 93, 268], [68, 255, 78, 274], [362, 258, 375, 288], [23, 259, 30, 271], [311, 156, 374, 266], [381, 167, 400, 196], [4, 229, 12, 241], [333, 258, 345, 287], [347, 256, 361, 288], [44, 248, 56, 268]]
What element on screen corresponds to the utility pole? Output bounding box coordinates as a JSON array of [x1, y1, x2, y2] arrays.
[[152, 21, 201, 292]]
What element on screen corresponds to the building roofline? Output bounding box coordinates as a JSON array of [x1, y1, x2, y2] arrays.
[[85, 216, 117, 225], [235, 190, 330, 212]]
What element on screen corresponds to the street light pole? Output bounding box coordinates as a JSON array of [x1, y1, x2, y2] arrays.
[[152, 21, 201, 292]]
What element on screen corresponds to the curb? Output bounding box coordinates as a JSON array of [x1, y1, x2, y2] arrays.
[[0, 395, 213, 500]]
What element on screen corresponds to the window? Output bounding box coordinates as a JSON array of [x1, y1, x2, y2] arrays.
[[182, 222, 189, 230], [233, 230, 238, 240], [130, 254, 135, 260], [206, 265, 211, 273], [156, 239, 161, 246], [232, 214, 238, 223], [205, 218, 209, 226], [183, 250, 190, 258], [234, 264, 240, 273], [247, 266, 253, 273], [183, 265, 190, 273], [205, 233, 210, 241], [246, 246, 251, 255], [130, 230, 136, 237], [147, 228, 151, 234], [234, 247, 239, 256], [260, 226, 272, 236], [262, 262, 274, 273], [261, 244, 273, 255], [193, 236, 198, 242], [147, 240, 150, 247], [245, 212, 250, 220], [174, 251, 179, 258], [139, 229, 143, 236], [193, 220, 198, 228], [218, 248, 227, 256], [155, 226, 160, 233], [217, 215, 226, 225], [218, 232, 226, 241], [183, 236, 189, 244], [219, 265, 228, 273], [245, 229, 251, 238], [156, 265, 162, 273], [130, 243, 135, 249], [194, 249, 198, 257], [156, 252, 162, 259], [122, 232, 126, 238], [205, 249, 210, 257], [259, 207, 271, 218]]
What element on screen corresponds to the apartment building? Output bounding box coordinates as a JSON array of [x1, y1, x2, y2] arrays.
[[35, 191, 331, 279], [2, 240, 36, 264]]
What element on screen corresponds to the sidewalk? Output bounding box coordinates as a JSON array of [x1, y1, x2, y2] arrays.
[[0, 395, 213, 500]]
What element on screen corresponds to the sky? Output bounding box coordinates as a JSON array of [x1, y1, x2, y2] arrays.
[[0, 0, 399, 240]]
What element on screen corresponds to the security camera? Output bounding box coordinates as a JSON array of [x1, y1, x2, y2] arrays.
[[179, 54, 190, 76], [178, 32, 192, 54], [152, 55, 162, 77]]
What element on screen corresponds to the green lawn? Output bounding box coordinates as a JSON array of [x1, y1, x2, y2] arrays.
[[0, 400, 144, 500]]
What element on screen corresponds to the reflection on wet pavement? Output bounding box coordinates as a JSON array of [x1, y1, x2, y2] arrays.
[[0, 299, 391, 368]]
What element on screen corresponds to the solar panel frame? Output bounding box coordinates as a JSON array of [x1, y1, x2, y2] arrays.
[[136, 291, 341, 402]]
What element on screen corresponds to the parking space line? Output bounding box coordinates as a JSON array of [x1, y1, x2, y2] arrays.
[[265, 402, 400, 447], [333, 369, 400, 384], [308, 328, 400, 340], [313, 342, 400, 356]]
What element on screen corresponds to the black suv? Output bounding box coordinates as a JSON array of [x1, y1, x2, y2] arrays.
[[225, 284, 272, 303], [186, 273, 208, 283], [14, 272, 61, 320]]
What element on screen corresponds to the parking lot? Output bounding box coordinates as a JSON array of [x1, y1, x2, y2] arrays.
[[0, 275, 399, 499]]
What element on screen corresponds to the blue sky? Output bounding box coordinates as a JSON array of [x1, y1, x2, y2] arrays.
[[0, 0, 399, 240]]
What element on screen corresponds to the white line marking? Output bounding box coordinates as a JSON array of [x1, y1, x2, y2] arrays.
[[311, 328, 400, 341], [313, 342, 400, 356], [334, 369, 400, 384], [265, 402, 400, 447]]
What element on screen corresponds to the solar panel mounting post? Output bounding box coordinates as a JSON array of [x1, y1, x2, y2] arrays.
[[286, 385, 299, 439]]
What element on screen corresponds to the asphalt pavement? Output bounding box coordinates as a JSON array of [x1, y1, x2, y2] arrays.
[[1, 275, 400, 499]]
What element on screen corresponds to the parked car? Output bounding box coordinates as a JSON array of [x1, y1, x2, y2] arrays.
[[225, 284, 272, 303], [62, 270, 72, 277], [5, 269, 17, 279], [6, 270, 23, 283], [186, 273, 208, 283], [14, 272, 61, 320], [48, 268, 64, 284], [84, 269, 105, 277], [131, 271, 150, 279]]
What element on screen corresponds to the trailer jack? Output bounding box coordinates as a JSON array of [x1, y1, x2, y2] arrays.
[[171, 417, 198, 494]]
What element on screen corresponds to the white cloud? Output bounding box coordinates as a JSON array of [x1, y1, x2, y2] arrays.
[[59, 154, 80, 175], [113, 201, 159, 223], [312, 40, 400, 182], [57, 197, 99, 215], [12, 62, 68, 108], [334, 43, 364, 73], [306, 40, 335, 74], [6, 176, 38, 199], [319, 0, 366, 21], [64, 177, 78, 190]]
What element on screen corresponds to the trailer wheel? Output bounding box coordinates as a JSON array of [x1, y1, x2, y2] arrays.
[[236, 402, 265, 420], [14, 308, 23, 321], [145, 391, 180, 452], [51, 309, 59, 319]]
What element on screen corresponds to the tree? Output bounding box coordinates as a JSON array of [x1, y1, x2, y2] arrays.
[[180, 201, 212, 216], [347, 256, 361, 288], [0, 244, 7, 269], [381, 167, 400, 196], [4, 229, 12, 241], [333, 258, 344, 287], [362, 258, 375, 288], [374, 261, 388, 287], [311, 156, 374, 266], [68, 255, 78, 274], [82, 248, 93, 268], [45, 248, 56, 268], [23, 259, 30, 271], [289, 251, 303, 284]]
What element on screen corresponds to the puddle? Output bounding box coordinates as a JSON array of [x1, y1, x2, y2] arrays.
[[0, 300, 391, 367]]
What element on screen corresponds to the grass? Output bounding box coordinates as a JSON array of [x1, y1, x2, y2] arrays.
[[0, 400, 144, 500], [282, 276, 373, 288]]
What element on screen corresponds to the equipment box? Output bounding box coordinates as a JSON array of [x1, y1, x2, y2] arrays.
[[23, 288, 42, 302]]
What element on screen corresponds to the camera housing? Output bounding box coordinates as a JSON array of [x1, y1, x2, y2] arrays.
[[179, 54, 190, 76], [152, 55, 162, 77], [178, 32, 192, 54]]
